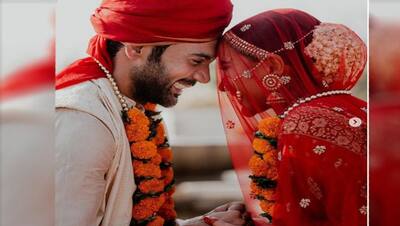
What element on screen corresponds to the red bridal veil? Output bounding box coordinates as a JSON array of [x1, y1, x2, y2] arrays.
[[217, 9, 367, 225]]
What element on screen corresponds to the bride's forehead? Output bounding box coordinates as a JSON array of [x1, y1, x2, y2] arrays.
[[217, 42, 240, 59]]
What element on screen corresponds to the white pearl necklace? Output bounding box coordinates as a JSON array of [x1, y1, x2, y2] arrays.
[[93, 57, 129, 112], [280, 90, 351, 118]]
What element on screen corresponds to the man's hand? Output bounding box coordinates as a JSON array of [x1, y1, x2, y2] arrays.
[[180, 202, 247, 226]]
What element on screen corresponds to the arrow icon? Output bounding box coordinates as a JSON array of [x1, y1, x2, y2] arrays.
[[349, 117, 362, 127]]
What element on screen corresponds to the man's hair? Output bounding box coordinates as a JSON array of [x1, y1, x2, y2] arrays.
[[106, 39, 124, 59], [106, 39, 169, 63]]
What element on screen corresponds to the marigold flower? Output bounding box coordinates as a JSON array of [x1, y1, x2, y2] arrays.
[[144, 103, 157, 111], [166, 187, 176, 196], [131, 141, 158, 159], [258, 117, 281, 138], [159, 197, 177, 220], [260, 200, 275, 214], [151, 124, 166, 145], [250, 182, 276, 201], [161, 209, 177, 221], [252, 138, 274, 154], [151, 154, 162, 165], [132, 195, 166, 220], [159, 148, 173, 162], [162, 168, 174, 185], [131, 207, 154, 221], [266, 167, 279, 180], [147, 216, 165, 226], [163, 196, 175, 207], [249, 155, 269, 177], [125, 108, 150, 142], [133, 161, 162, 178], [139, 179, 165, 194], [262, 152, 278, 167]]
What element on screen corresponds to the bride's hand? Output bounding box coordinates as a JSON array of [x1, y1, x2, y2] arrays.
[[208, 201, 246, 213], [180, 202, 247, 226], [203, 209, 245, 226]]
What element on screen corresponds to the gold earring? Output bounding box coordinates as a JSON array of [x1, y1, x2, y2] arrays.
[[124, 45, 130, 57]]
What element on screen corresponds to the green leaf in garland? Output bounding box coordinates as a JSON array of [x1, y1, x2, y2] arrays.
[[130, 214, 157, 226], [132, 156, 152, 163], [249, 175, 277, 189], [160, 162, 173, 169], [254, 194, 265, 201], [145, 110, 161, 118], [153, 118, 163, 126], [255, 131, 277, 148], [159, 138, 170, 148], [132, 190, 163, 204], [253, 150, 264, 157], [164, 179, 176, 192], [135, 176, 156, 185]]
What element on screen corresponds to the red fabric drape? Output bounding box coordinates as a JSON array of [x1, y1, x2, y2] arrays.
[[0, 43, 54, 101], [217, 9, 367, 225]]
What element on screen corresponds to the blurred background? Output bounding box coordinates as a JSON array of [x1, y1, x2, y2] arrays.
[[55, 0, 368, 219], [369, 1, 400, 226], [0, 1, 55, 226]]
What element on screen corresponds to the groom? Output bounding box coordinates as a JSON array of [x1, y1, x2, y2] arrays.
[[55, 0, 245, 226]]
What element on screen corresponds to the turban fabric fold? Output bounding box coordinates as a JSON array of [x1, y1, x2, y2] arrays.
[[56, 0, 233, 89]]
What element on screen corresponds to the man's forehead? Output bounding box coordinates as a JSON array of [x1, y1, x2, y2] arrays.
[[172, 41, 217, 53]]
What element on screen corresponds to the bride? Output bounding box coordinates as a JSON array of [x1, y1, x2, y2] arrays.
[[216, 9, 367, 225]]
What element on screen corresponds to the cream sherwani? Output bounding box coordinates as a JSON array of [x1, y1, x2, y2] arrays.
[[55, 78, 136, 226]]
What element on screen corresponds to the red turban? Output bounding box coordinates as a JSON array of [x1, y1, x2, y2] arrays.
[[56, 0, 233, 89]]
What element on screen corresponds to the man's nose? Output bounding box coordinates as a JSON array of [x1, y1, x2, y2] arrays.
[[193, 67, 211, 84]]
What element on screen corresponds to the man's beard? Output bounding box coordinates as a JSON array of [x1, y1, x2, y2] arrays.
[[129, 61, 177, 107]]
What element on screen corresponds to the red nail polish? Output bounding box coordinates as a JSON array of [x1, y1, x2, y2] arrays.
[[203, 216, 217, 226]]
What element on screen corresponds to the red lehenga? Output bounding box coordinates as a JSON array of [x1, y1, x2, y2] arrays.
[[216, 9, 367, 226]]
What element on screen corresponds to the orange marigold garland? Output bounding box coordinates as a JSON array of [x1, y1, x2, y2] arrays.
[[125, 108, 151, 142], [147, 216, 165, 226], [150, 154, 163, 165], [131, 141, 158, 160], [132, 195, 166, 220], [138, 179, 165, 194], [133, 161, 162, 178], [159, 148, 173, 162], [258, 117, 281, 138], [151, 123, 166, 145], [158, 196, 178, 221], [123, 103, 176, 226], [249, 116, 281, 222], [252, 138, 274, 154]]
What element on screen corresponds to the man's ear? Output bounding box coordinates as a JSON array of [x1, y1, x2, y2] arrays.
[[264, 54, 285, 75], [123, 44, 144, 60]]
